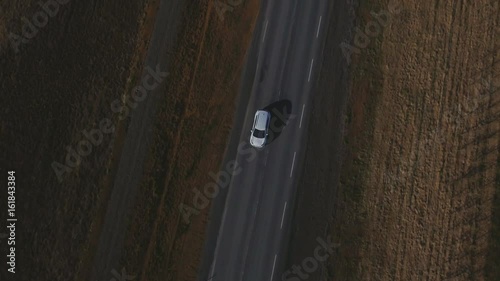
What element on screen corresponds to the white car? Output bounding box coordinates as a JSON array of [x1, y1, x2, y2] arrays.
[[250, 110, 271, 148]]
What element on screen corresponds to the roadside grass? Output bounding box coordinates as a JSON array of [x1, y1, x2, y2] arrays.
[[119, 0, 259, 280]]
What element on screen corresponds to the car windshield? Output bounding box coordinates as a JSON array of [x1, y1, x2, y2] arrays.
[[253, 129, 266, 138]]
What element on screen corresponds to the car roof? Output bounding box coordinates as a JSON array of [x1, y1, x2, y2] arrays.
[[254, 110, 269, 130]]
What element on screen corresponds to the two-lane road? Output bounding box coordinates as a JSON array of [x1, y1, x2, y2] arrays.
[[201, 0, 330, 280]]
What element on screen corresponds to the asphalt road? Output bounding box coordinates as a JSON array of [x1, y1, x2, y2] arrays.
[[199, 0, 331, 280]]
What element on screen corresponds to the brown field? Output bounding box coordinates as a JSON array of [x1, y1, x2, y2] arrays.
[[0, 0, 155, 279], [292, 0, 500, 280]]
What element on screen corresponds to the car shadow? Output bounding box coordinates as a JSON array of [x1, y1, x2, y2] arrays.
[[263, 99, 293, 145]]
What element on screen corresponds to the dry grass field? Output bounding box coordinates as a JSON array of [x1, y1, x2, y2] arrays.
[[2, 0, 498, 280], [329, 0, 500, 280]]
